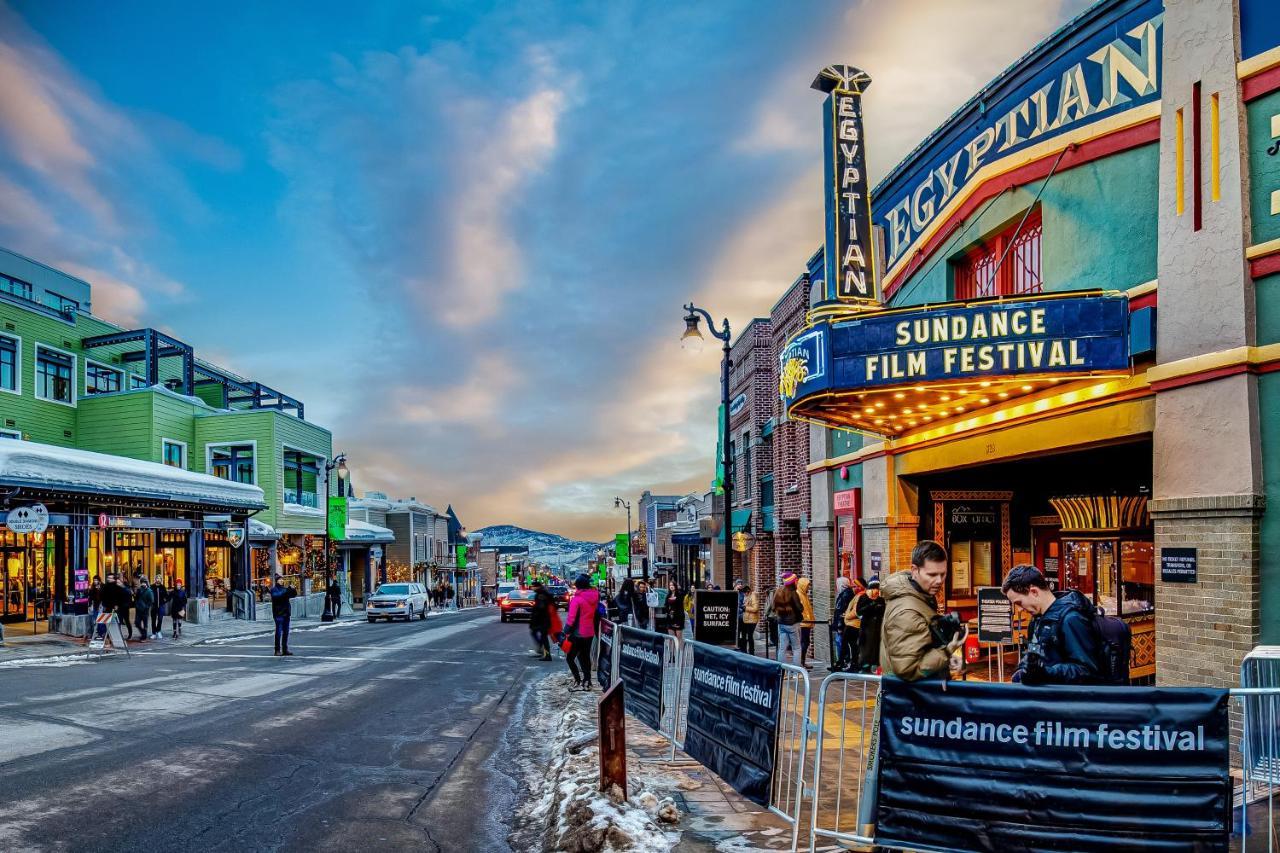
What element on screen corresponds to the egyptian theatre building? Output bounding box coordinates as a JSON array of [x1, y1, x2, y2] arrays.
[[778, 0, 1280, 686]]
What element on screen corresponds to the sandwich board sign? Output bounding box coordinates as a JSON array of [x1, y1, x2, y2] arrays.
[[89, 613, 129, 655]]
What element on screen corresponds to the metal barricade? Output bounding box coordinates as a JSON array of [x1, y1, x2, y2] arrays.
[[668, 639, 812, 851], [1237, 649, 1280, 851], [595, 619, 620, 689], [808, 671, 881, 852], [615, 624, 681, 743]]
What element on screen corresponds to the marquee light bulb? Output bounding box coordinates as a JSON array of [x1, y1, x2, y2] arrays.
[[980, 397, 990, 405], [980, 381, 992, 387], [894, 392, 905, 400], [875, 401, 885, 408], [1022, 384, 1033, 392]]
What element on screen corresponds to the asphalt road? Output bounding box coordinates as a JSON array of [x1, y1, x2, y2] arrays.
[[0, 607, 555, 853]]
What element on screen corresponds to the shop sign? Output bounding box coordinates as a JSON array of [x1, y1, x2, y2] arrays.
[[370, 546, 383, 560], [226, 526, 245, 548], [832, 295, 1130, 389], [813, 64, 877, 304], [729, 392, 747, 418], [950, 504, 998, 527], [870, 551, 882, 575], [778, 327, 828, 403], [833, 489, 858, 513], [1160, 547, 1197, 583], [875, 1, 1163, 275], [977, 587, 1015, 644], [98, 512, 109, 528], [4, 503, 48, 534]]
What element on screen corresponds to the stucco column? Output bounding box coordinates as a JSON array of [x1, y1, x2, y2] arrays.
[[1152, 0, 1263, 686]]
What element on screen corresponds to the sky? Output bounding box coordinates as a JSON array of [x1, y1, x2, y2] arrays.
[[0, 0, 1090, 541]]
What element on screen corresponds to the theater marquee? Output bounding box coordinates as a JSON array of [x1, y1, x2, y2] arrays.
[[781, 292, 1133, 435]]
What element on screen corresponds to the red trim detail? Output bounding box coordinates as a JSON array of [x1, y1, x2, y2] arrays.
[[1149, 364, 1249, 393], [1192, 81, 1203, 232], [1251, 253, 1280, 280], [883, 118, 1161, 300], [1129, 291, 1157, 311], [1243, 65, 1280, 102], [1259, 361, 1280, 375]]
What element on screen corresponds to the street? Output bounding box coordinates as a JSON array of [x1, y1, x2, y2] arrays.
[[0, 608, 544, 853]]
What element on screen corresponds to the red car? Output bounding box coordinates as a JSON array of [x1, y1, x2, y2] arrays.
[[499, 589, 537, 622]]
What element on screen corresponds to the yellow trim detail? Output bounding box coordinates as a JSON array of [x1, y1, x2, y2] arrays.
[[1246, 237, 1280, 260], [1238, 45, 1280, 80], [1126, 279, 1157, 298], [882, 103, 1162, 286], [1210, 92, 1221, 203], [1175, 108, 1185, 216], [807, 441, 886, 474], [1143, 343, 1280, 385]]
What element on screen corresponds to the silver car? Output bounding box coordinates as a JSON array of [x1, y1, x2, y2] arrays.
[[366, 582, 429, 622]]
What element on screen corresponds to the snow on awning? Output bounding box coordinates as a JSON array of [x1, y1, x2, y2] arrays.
[[339, 519, 394, 544], [0, 440, 265, 509], [249, 518, 279, 540]]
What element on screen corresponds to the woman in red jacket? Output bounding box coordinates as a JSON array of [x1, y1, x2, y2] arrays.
[[565, 574, 600, 691]]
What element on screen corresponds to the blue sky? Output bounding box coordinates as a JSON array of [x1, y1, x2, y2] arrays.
[[0, 0, 1087, 539]]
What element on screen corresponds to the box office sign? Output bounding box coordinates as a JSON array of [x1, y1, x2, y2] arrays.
[[876, 678, 1231, 853], [832, 294, 1130, 389], [683, 643, 784, 807]]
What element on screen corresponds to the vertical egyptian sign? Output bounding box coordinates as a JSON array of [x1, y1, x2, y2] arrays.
[[814, 64, 877, 305]]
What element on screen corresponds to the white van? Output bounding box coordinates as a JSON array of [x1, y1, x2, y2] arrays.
[[366, 582, 430, 622]]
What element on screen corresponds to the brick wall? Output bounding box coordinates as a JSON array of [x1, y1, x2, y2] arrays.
[[1151, 495, 1264, 688], [728, 318, 776, 592], [771, 276, 812, 587]]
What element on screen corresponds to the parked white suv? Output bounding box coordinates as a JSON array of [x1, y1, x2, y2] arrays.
[[367, 582, 429, 622]]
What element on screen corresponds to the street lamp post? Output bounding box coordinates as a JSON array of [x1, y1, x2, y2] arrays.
[[614, 497, 636, 581], [680, 303, 733, 590], [322, 452, 349, 622]]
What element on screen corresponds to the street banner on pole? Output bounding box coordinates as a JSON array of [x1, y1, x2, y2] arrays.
[[597, 619, 615, 690], [876, 678, 1231, 852], [692, 590, 738, 645], [455, 544, 466, 569], [617, 626, 666, 731], [682, 642, 783, 807], [326, 496, 347, 541], [614, 533, 629, 568]]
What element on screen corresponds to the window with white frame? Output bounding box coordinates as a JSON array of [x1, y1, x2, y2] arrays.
[[35, 345, 75, 404], [210, 444, 255, 484], [162, 439, 186, 469], [0, 334, 17, 393], [129, 374, 148, 389], [85, 361, 123, 395]]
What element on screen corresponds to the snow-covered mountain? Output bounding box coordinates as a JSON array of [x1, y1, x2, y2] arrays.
[[474, 525, 611, 569]]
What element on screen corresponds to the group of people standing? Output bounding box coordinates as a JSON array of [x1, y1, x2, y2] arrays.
[[527, 575, 601, 691], [430, 581, 455, 609], [830, 575, 884, 672], [86, 572, 189, 642]]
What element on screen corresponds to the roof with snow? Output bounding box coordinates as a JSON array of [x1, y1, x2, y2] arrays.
[[249, 518, 279, 540], [0, 440, 265, 510], [339, 519, 395, 544]]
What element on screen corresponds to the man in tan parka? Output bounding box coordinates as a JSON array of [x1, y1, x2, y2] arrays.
[[880, 540, 963, 681]]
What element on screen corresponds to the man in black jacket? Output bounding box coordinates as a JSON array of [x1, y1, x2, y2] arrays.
[[528, 582, 554, 661], [269, 575, 298, 656], [150, 576, 168, 639], [1003, 565, 1102, 685]]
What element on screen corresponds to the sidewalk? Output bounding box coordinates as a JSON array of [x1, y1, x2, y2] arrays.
[[0, 603, 493, 666]]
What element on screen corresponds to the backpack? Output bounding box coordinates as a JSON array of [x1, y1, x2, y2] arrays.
[[843, 593, 863, 628], [1093, 610, 1131, 685]]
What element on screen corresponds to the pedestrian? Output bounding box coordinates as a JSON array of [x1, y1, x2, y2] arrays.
[[529, 581, 555, 661], [796, 575, 815, 669], [740, 585, 759, 654], [114, 575, 134, 640], [169, 578, 189, 639], [614, 578, 636, 626], [1003, 565, 1106, 685], [881, 541, 963, 681], [86, 577, 104, 641], [327, 578, 342, 618], [665, 582, 686, 642], [831, 576, 856, 671], [855, 578, 884, 672], [633, 580, 652, 631], [565, 574, 599, 690], [270, 574, 297, 656], [768, 573, 803, 665], [151, 575, 168, 639], [133, 579, 154, 642], [734, 581, 747, 651]]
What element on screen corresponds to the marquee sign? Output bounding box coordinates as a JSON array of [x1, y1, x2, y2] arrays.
[[875, 0, 1163, 281], [814, 64, 877, 304]]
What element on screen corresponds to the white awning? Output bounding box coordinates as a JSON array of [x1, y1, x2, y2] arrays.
[[0, 439, 265, 509], [339, 519, 395, 544]]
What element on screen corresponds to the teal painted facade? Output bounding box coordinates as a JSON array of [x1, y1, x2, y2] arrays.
[[1248, 90, 1280, 246], [0, 249, 332, 534]]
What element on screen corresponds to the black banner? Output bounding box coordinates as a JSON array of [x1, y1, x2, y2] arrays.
[[597, 620, 615, 690], [617, 626, 666, 732], [693, 590, 739, 645], [876, 678, 1231, 853], [683, 643, 784, 807]]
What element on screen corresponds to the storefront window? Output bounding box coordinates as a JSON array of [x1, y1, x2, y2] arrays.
[[204, 531, 230, 602], [1120, 541, 1155, 616]]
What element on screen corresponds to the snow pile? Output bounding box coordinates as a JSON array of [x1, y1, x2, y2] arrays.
[[0, 653, 94, 669], [515, 673, 682, 852]]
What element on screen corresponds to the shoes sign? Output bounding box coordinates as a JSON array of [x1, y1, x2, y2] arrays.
[[4, 503, 49, 534]]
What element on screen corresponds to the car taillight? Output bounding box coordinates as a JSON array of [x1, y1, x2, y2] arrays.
[[501, 600, 511, 608]]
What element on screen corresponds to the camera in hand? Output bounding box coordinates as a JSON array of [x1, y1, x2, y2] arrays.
[[929, 612, 964, 648]]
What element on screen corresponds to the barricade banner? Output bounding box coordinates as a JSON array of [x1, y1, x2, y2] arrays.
[[683, 643, 783, 807], [597, 620, 615, 690], [876, 678, 1231, 853], [692, 590, 738, 645], [617, 626, 666, 731]]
